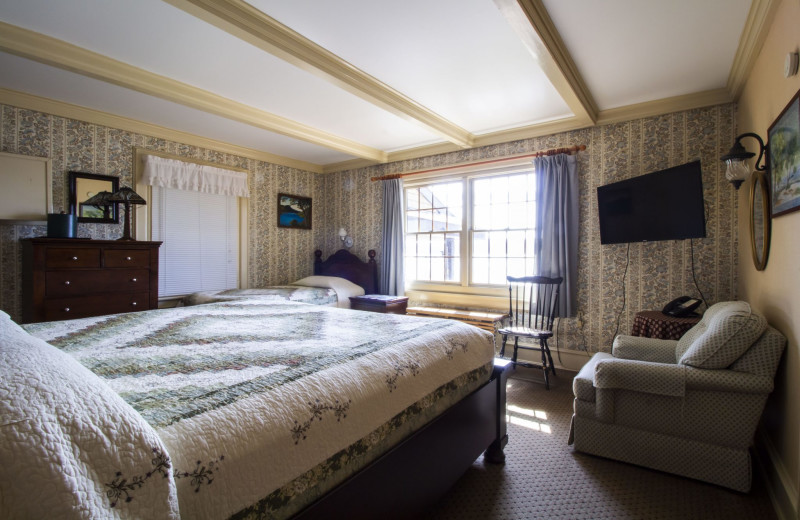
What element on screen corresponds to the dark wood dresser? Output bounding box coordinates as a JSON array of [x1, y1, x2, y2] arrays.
[[22, 238, 161, 323]]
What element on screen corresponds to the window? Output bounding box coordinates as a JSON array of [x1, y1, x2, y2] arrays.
[[404, 164, 537, 294]]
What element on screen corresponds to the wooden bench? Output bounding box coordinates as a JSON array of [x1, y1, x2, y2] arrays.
[[406, 306, 507, 333]]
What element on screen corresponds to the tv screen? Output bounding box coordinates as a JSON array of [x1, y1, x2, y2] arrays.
[[597, 160, 706, 244]]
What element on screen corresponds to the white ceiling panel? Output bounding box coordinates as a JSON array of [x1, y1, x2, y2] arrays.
[[543, 0, 751, 110], [0, 0, 442, 151], [248, 0, 573, 132], [0, 52, 352, 165]]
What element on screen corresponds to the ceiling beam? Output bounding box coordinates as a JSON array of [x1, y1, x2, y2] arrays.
[[163, 0, 475, 149], [493, 0, 598, 125], [0, 21, 386, 162]]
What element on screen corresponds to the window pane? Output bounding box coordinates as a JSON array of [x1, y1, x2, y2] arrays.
[[419, 187, 433, 209], [473, 231, 488, 257], [507, 258, 525, 278], [445, 182, 463, 208], [418, 234, 431, 256], [491, 203, 508, 229], [432, 207, 447, 231], [419, 209, 433, 232], [508, 174, 528, 202], [489, 231, 507, 258], [417, 257, 431, 280], [406, 188, 419, 210], [405, 256, 417, 280], [472, 257, 489, 284], [431, 258, 445, 281], [526, 202, 536, 229], [445, 233, 460, 259], [473, 178, 491, 205], [431, 184, 449, 208], [431, 233, 445, 257], [474, 205, 490, 230], [405, 234, 417, 256], [507, 230, 526, 257], [446, 255, 460, 282], [489, 258, 507, 285], [448, 205, 462, 231], [406, 210, 419, 233], [490, 176, 509, 204]]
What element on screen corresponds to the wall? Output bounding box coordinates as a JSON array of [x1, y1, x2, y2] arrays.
[[736, 0, 800, 516], [320, 104, 739, 366], [0, 104, 323, 322]]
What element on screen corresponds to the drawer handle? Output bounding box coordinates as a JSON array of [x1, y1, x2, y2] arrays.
[[72, 256, 78, 261], [131, 302, 137, 307], [64, 307, 70, 312], [126, 256, 132, 261], [64, 280, 70, 286], [131, 278, 137, 283]]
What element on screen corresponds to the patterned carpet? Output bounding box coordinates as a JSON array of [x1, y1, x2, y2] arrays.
[[426, 369, 777, 520]]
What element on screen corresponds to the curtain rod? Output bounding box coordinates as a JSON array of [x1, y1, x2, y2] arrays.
[[370, 145, 586, 182]]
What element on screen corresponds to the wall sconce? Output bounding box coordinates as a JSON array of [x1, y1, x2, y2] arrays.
[[720, 132, 767, 190], [339, 227, 353, 248], [109, 186, 147, 241]]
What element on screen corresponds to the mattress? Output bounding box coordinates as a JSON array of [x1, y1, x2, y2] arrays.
[[14, 299, 494, 519]]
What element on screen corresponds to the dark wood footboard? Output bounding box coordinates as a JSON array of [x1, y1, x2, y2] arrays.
[[295, 358, 511, 520]]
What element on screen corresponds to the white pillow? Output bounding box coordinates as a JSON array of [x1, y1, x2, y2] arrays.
[[0, 311, 179, 519], [292, 276, 365, 306]]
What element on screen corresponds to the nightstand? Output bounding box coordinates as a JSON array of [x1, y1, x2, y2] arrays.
[[349, 294, 409, 314]]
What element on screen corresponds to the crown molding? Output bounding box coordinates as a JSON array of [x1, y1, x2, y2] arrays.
[[0, 88, 324, 173], [493, 0, 597, 124], [596, 88, 733, 125], [163, 0, 475, 149], [727, 0, 781, 100], [0, 21, 384, 162]]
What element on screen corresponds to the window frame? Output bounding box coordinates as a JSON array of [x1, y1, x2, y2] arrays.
[[403, 158, 536, 303]]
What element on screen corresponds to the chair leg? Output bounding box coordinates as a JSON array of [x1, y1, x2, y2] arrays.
[[500, 334, 508, 358], [539, 340, 550, 390], [512, 337, 519, 364], [543, 339, 556, 376]]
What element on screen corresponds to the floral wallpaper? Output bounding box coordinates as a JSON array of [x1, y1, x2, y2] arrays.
[[0, 104, 324, 322], [0, 102, 738, 355], [320, 104, 739, 353]]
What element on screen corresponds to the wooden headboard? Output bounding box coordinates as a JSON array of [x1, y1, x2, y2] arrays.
[[314, 249, 378, 294]]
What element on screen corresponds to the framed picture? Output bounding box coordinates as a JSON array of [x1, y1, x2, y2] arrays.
[[767, 87, 800, 218], [277, 193, 312, 229], [68, 171, 119, 223]]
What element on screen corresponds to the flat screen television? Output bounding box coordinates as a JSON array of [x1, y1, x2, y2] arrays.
[[597, 160, 706, 244]]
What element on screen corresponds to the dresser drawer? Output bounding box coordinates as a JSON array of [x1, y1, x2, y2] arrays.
[[46, 269, 150, 297], [45, 247, 101, 269], [104, 249, 151, 268], [44, 292, 150, 321]]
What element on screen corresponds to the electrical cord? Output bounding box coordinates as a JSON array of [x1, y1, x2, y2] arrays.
[[610, 242, 631, 347], [689, 238, 708, 310]]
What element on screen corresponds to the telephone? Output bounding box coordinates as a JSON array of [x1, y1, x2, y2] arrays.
[[662, 296, 702, 317]]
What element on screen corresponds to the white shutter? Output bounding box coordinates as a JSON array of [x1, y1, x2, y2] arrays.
[[152, 186, 239, 297]]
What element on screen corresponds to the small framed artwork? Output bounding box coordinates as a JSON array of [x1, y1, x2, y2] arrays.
[[767, 87, 800, 218], [277, 193, 312, 229], [69, 171, 119, 223]]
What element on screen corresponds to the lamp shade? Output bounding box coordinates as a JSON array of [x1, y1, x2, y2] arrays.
[[82, 190, 116, 207], [109, 186, 147, 205]]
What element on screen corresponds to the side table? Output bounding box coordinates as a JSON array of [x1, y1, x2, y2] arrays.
[[631, 310, 701, 340], [349, 294, 409, 314]]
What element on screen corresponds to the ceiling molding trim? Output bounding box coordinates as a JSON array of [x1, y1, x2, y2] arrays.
[[493, 0, 597, 124], [726, 0, 780, 100], [596, 89, 733, 126], [0, 88, 324, 173], [163, 0, 475, 149], [0, 21, 384, 162]]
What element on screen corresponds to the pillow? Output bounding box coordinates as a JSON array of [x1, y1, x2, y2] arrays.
[[677, 301, 767, 369], [292, 276, 365, 302], [0, 311, 179, 519]]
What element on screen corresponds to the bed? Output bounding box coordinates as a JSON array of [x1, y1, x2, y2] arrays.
[[0, 252, 509, 519], [181, 249, 377, 309]]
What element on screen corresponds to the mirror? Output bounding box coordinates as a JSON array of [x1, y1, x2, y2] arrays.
[[68, 171, 119, 223], [749, 171, 771, 271]]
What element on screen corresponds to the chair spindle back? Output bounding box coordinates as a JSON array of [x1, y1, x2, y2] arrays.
[[507, 276, 563, 332]]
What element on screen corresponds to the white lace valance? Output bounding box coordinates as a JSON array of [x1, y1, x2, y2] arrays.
[[141, 155, 250, 198]]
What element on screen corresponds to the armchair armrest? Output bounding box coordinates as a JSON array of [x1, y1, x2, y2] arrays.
[[594, 358, 685, 397], [685, 367, 774, 394], [612, 335, 678, 363]]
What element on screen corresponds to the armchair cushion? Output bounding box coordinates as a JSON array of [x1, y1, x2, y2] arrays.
[[593, 358, 686, 397], [612, 335, 678, 363], [676, 301, 766, 369]]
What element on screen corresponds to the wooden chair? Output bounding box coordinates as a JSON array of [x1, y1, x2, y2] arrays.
[[498, 275, 562, 389]]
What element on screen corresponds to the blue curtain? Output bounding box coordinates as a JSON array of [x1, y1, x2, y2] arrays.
[[533, 154, 578, 317], [379, 178, 405, 296]]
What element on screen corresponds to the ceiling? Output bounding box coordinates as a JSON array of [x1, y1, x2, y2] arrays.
[[0, 0, 772, 173]]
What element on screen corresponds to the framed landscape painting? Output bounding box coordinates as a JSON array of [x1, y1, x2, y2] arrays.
[[277, 193, 312, 229], [768, 87, 800, 217]]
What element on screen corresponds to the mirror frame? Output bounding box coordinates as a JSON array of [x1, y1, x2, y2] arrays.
[[749, 170, 771, 271], [68, 171, 119, 223]]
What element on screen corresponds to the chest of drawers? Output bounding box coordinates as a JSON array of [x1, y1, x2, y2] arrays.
[[22, 238, 161, 323]]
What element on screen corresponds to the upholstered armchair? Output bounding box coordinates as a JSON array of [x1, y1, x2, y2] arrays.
[[569, 301, 786, 492]]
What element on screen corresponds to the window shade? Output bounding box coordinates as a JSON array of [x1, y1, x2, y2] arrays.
[[142, 154, 249, 198]]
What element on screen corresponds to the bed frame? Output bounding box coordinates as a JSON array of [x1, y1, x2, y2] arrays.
[[314, 249, 379, 294], [295, 358, 511, 520]]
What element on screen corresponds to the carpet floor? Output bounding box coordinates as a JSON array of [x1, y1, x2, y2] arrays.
[[425, 369, 777, 520]]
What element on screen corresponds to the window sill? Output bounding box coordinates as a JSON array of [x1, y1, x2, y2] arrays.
[[405, 288, 507, 312]]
